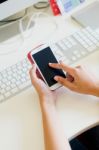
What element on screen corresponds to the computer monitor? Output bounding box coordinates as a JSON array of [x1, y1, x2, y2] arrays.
[[0, 0, 41, 43], [0, 0, 40, 21]]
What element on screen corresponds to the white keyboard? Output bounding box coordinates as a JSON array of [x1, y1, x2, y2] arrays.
[[0, 27, 99, 103], [52, 27, 99, 64], [0, 59, 32, 102]]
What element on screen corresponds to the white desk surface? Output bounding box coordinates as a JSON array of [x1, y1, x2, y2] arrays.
[[0, 1, 99, 150]]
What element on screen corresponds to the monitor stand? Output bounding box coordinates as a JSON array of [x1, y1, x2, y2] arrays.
[[0, 9, 35, 43], [0, 10, 25, 26]]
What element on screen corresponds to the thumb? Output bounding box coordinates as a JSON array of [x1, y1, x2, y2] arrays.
[[54, 76, 75, 90], [29, 64, 38, 82]]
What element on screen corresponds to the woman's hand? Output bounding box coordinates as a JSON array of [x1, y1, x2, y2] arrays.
[[49, 62, 99, 97], [29, 66, 71, 150], [29, 64, 56, 106]]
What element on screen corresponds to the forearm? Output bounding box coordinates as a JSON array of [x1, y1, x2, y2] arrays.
[[40, 97, 71, 150]]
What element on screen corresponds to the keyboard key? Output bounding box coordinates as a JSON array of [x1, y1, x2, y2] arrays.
[[54, 50, 64, 57], [5, 92, 11, 98], [6, 86, 11, 92], [83, 44, 89, 49], [11, 84, 16, 89], [81, 51, 87, 56], [21, 78, 26, 83], [67, 37, 76, 46], [87, 46, 97, 52], [58, 41, 67, 50], [1, 84, 6, 89], [0, 89, 5, 94], [7, 75, 12, 80], [11, 88, 18, 94], [66, 43, 72, 48], [19, 80, 31, 90], [96, 42, 99, 47], [71, 56, 77, 61], [0, 95, 4, 101], [16, 81, 21, 86], [63, 59, 71, 65]]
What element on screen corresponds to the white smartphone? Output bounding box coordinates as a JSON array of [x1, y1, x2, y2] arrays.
[[30, 45, 66, 90]]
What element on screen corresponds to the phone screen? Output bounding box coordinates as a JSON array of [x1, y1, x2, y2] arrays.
[[32, 47, 66, 87]]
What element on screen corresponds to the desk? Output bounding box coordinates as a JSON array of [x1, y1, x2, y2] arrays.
[[0, 1, 99, 150]]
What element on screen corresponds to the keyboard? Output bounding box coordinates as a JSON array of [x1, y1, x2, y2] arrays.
[[0, 27, 99, 103], [52, 27, 99, 64]]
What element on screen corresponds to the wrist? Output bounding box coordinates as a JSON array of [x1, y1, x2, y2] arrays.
[[93, 87, 99, 97], [91, 84, 99, 97], [39, 95, 56, 110]]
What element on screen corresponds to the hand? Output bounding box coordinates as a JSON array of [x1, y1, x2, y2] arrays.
[[29, 64, 57, 106], [49, 62, 99, 96]]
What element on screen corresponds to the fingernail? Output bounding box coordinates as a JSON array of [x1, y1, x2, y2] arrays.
[[54, 76, 58, 81], [49, 63, 52, 65]]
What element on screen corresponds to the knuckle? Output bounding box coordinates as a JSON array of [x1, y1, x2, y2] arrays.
[[72, 68, 77, 74], [61, 63, 65, 68], [58, 77, 64, 84], [65, 82, 76, 91], [58, 63, 61, 67]]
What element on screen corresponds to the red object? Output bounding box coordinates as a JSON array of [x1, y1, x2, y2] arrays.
[[49, 0, 61, 16], [27, 45, 43, 64], [27, 51, 34, 64], [27, 45, 44, 80]]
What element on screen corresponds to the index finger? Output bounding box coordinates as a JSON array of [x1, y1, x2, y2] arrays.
[[49, 62, 75, 75]]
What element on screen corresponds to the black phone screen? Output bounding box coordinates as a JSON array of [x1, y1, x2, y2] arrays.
[[32, 47, 66, 87]]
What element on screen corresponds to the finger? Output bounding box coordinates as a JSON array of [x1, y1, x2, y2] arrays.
[[49, 62, 75, 75], [49, 62, 66, 70], [29, 65, 42, 88], [29, 65, 36, 77], [54, 76, 75, 90], [29, 64, 38, 81]]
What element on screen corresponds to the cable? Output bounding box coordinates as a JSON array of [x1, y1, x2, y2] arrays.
[[0, 11, 58, 55], [19, 12, 58, 40]]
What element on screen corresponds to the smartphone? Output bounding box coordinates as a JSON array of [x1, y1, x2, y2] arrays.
[[29, 45, 66, 90]]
